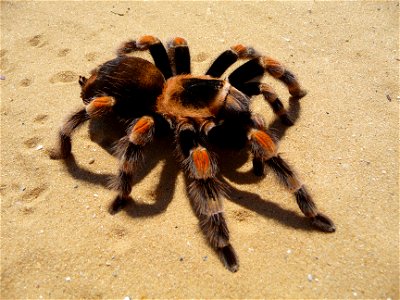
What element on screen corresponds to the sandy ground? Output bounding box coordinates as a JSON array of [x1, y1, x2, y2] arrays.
[[1, 1, 399, 299]]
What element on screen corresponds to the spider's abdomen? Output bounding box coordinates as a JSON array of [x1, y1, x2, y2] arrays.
[[156, 75, 228, 120], [81, 56, 165, 119]]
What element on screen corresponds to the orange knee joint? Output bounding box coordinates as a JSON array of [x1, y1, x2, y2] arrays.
[[136, 35, 160, 49], [261, 57, 285, 78], [231, 44, 258, 59], [129, 116, 155, 145], [190, 147, 215, 179], [170, 37, 188, 47], [85, 96, 115, 117], [249, 129, 277, 159]]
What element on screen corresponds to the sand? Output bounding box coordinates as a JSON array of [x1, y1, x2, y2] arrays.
[[1, 1, 399, 299]]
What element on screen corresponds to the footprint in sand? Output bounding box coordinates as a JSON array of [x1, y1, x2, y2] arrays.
[[23, 136, 42, 148], [19, 78, 33, 87], [16, 185, 48, 214], [1, 54, 16, 73], [231, 209, 254, 222], [194, 52, 210, 63], [49, 71, 77, 84], [21, 185, 48, 203], [107, 225, 129, 239], [28, 34, 48, 48], [57, 48, 71, 57], [85, 52, 99, 62], [33, 114, 49, 123], [0, 49, 7, 58]]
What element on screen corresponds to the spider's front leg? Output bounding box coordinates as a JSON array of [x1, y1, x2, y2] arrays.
[[49, 96, 115, 159], [116, 35, 173, 79], [167, 37, 191, 75], [108, 115, 156, 213], [175, 121, 239, 272], [248, 115, 336, 232]]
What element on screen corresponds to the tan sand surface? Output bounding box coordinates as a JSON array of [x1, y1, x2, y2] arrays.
[[1, 1, 399, 299]]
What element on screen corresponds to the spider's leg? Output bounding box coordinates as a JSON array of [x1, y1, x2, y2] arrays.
[[49, 108, 89, 159], [247, 117, 336, 232], [108, 115, 156, 213], [116, 35, 173, 79], [205, 45, 259, 78], [167, 37, 191, 75], [238, 81, 294, 126], [228, 49, 307, 98], [176, 121, 239, 272], [49, 96, 115, 159]]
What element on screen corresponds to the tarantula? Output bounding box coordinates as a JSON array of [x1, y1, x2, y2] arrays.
[[50, 35, 335, 272]]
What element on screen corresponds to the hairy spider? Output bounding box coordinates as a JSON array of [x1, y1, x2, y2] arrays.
[[50, 35, 336, 272]]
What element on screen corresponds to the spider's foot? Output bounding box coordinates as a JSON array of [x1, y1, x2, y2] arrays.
[[291, 89, 308, 100], [219, 244, 239, 273], [49, 134, 72, 160], [279, 114, 294, 126], [48, 149, 64, 160], [109, 196, 128, 215], [311, 213, 336, 232], [48, 145, 71, 160]]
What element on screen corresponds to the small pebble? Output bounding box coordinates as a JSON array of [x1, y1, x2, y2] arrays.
[[287, 249, 292, 254], [35, 145, 44, 151], [74, 184, 79, 189], [203, 256, 208, 261], [65, 276, 71, 282], [124, 297, 131, 300], [88, 158, 95, 164], [93, 193, 99, 197], [307, 274, 313, 282], [179, 256, 184, 262], [0, 75, 5, 80]]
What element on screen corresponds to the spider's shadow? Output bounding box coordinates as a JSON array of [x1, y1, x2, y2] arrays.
[[62, 97, 314, 230], [62, 114, 179, 217]]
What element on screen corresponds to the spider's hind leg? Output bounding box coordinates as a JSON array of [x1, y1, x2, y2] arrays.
[[247, 117, 336, 232], [176, 121, 239, 272], [228, 46, 307, 99], [238, 81, 295, 126], [167, 37, 191, 75]]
